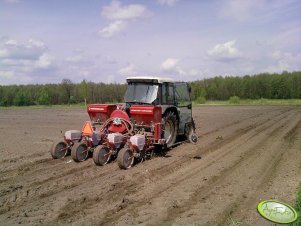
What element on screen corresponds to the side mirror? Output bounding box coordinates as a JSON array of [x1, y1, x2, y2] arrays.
[[188, 85, 192, 93]]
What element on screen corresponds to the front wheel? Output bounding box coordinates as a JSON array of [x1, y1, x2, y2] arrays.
[[117, 148, 134, 169], [93, 145, 111, 166], [71, 142, 89, 162], [50, 140, 70, 159], [189, 132, 198, 144], [186, 122, 197, 144]]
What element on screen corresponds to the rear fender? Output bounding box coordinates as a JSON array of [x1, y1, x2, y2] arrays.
[[162, 106, 179, 122]]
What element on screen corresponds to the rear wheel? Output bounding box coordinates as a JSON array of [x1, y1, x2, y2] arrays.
[[50, 140, 69, 159], [93, 145, 111, 166], [117, 147, 134, 169], [71, 142, 89, 162], [163, 111, 178, 148]]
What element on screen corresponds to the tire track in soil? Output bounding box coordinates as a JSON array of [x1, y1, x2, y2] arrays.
[[95, 108, 299, 226], [53, 108, 296, 225], [223, 117, 301, 226], [0, 152, 46, 165], [201, 111, 266, 137], [161, 109, 301, 226], [0, 107, 297, 225], [0, 157, 52, 175], [141, 107, 293, 182], [62, 107, 294, 223], [209, 122, 298, 226], [2, 154, 153, 222], [0, 107, 279, 214], [1, 107, 289, 183], [0, 162, 116, 215], [200, 107, 291, 137], [43, 111, 278, 225]]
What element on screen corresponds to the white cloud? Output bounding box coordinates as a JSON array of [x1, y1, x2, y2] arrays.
[[271, 50, 282, 60], [2, 0, 20, 4], [66, 55, 83, 63], [273, 26, 301, 50], [0, 48, 8, 58], [1, 59, 32, 67], [266, 51, 301, 73], [65, 49, 88, 63], [5, 39, 18, 46], [0, 38, 46, 60], [79, 69, 90, 77], [219, 0, 265, 22], [28, 39, 46, 49], [207, 40, 242, 61], [102, 0, 147, 21], [103, 55, 117, 65], [98, 20, 127, 38], [161, 58, 179, 70], [157, 0, 179, 6], [160, 58, 204, 81], [187, 69, 202, 77], [0, 38, 56, 83], [118, 63, 137, 76], [99, 1, 149, 38], [35, 53, 53, 69], [179, 68, 208, 80], [0, 70, 15, 79]]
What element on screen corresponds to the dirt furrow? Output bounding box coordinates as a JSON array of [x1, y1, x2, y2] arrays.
[[51, 108, 286, 224], [1, 106, 300, 226], [165, 109, 301, 225], [118, 108, 300, 226], [74, 108, 300, 225], [235, 117, 301, 225]]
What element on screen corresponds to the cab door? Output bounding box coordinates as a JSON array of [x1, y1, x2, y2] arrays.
[[175, 82, 192, 135]]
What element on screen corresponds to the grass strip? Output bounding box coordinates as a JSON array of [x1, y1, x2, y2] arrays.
[[289, 182, 301, 226], [194, 99, 301, 106]]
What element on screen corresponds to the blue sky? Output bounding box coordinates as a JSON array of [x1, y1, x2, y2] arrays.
[[0, 0, 300, 85]]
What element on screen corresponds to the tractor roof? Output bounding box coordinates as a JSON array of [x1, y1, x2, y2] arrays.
[[126, 76, 175, 84]]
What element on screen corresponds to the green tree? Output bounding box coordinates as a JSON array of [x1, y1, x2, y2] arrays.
[[38, 88, 50, 105], [61, 79, 73, 104], [78, 80, 89, 103], [14, 90, 30, 106]]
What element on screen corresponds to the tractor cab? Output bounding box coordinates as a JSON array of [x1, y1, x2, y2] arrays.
[[125, 77, 191, 107]]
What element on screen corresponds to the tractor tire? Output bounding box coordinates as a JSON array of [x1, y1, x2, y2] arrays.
[[117, 147, 134, 170], [50, 140, 69, 159], [163, 111, 178, 148], [71, 142, 89, 162], [93, 145, 111, 166]]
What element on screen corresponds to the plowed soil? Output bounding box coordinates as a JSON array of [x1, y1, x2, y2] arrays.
[[0, 106, 301, 226]]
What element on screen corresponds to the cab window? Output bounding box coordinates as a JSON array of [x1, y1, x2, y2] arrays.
[[162, 83, 174, 105], [175, 83, 191, 106]]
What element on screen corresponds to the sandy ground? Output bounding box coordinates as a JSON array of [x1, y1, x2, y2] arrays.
[[0, 106, 300, 226]]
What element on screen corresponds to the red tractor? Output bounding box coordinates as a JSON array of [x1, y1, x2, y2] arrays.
[[50, 77, 197, 169]]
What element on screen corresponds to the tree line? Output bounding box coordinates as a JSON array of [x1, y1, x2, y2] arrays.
[[0, 79, 127, 106], [0, 71, 300, 106], [190, 71, 301, 101]]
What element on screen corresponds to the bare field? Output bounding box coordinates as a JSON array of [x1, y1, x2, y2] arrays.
[[0, 106, 301, 226]]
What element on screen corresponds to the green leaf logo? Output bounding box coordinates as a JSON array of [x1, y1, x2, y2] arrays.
[[257, 200, 298, 224]]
